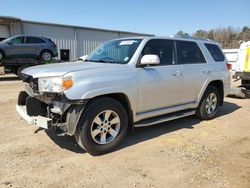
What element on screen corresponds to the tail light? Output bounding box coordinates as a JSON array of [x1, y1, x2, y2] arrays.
[[226, 63, 232, 70]]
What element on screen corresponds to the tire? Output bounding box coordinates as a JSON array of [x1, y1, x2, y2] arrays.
[[242, 79, 250, 85], [196, 86, 220, 120], [74, 97, 128, 156], [17, 65, 29, 80], [40, 51, 52, 61], [18, 91, 28, 105], [0, 51, 4, 62]]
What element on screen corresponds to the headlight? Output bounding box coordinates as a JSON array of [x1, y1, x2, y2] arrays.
[[38, 76, 74, 93]]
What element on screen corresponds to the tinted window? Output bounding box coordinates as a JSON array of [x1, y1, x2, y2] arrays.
[[142, 39, 175, 65], [205, 43, 225, 62], [10, 37, 25, 44], [176, 41, 206, 64], [26, 37, 46, 44]]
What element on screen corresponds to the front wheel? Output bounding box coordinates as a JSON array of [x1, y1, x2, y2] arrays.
[[17, 65, 29, 80], [0, 51, 4, 62], [196, 86, 220, 120], [74, 97, 128, 156]]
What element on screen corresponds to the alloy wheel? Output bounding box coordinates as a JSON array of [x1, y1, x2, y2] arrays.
[[205, 93, 218, 115], [42, 52, 52, 61], [91, 110, 121, 145]]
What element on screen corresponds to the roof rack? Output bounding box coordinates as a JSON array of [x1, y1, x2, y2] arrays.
[[173, 35, 212, 41]]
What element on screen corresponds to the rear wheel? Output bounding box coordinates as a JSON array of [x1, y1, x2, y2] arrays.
[[40, 51, 52, 61], [196, 86, 220, 120], [74, 97, 128, 156]]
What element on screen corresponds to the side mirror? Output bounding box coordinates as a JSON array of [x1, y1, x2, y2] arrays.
[[7, 41, 12, 45], [140, 54, 160, 66]]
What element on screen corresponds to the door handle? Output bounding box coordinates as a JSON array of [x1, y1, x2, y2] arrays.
[[202, 69, 210, 74]]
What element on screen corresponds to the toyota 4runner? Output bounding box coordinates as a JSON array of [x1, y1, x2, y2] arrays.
[[16, 36, 231, 155]]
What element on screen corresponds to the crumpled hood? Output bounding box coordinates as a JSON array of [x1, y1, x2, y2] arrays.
[[22, 61, 129, 78]]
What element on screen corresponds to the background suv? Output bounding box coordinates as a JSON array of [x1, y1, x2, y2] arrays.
[[0, 35, 58, 62]]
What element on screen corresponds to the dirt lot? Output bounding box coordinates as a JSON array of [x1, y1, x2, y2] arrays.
[[0, 74, 249, 188]]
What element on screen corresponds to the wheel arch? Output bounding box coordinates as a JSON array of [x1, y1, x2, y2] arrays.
[[39, 49, 53, 57], [65, 92, 134, 136], [199, 80, 224, 106]]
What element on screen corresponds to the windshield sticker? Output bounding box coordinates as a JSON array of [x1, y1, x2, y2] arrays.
[[124, 57, 129, 61], [119, 40, 136, 45]]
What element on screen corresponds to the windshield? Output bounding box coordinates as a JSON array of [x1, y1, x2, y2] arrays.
[[86, 39, 142, 64], [0, 36, 15, 44]]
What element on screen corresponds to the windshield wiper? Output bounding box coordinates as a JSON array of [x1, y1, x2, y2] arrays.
[[85, 59, 114, 63]]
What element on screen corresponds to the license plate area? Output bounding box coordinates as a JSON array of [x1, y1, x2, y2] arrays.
[[34, 116, 52, 129]]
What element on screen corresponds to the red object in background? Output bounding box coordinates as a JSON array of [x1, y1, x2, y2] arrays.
[[226, 63, 232, 70]]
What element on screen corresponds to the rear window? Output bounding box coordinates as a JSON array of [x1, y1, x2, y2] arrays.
[[176, 41, 206, 64], [46, 38, 55, 44], [205, 43, 225, 62]]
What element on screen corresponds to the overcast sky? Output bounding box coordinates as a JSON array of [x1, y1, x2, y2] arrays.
[[0, 0, 249, 35]]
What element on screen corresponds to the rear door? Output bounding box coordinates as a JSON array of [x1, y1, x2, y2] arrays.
[[25, 37, 46, 57], [176, 40, 209, 104]]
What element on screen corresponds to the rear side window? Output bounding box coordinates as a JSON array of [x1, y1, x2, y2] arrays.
[[176, 41, 206, 64], [142, 39, 175, 66], [45, 38, 55, 44], [205, 43, 225, 62], [26, 37, 46, 44]]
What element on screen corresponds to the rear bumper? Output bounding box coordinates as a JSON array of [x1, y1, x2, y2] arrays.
[[16, 105, 52, 129], [53, 52, 58, 57], [235, 71, 250, 80]]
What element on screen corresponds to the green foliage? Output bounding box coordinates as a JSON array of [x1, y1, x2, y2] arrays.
[[176, 26, 250, 48], [176, 30, 190, 37]]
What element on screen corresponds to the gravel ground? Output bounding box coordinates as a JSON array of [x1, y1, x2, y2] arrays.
[[0, 74, 250, 188]]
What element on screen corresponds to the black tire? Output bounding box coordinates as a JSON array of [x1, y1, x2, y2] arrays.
[[18, 91, 28, 105], [0, 50, 4, 62], [74, 97, 128, 156], [17, 66, 29, 80], [40, 50, 52, 61], [241, 79, 250, 85], [196, 86, 220, 120]]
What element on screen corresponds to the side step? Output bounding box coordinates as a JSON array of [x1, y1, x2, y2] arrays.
[[134, 109, 196, 127]]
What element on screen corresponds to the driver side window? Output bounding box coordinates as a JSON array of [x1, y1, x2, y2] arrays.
[[141, 39, 176, 66], [10, 37, 25, 44]]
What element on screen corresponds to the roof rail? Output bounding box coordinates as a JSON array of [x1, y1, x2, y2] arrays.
[[173, 35, 212, 42]]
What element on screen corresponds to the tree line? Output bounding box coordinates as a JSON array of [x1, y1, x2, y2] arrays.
[[176, 26, 250, 49]]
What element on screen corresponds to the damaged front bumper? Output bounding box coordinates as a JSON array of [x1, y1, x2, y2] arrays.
[[16, 105, 52, 129], [16, 87, 88, 135]]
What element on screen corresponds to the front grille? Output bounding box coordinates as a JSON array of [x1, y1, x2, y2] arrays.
[[23, 75, 39, 93]]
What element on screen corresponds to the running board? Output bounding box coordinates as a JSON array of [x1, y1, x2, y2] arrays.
[[134, 109, 196, 127]]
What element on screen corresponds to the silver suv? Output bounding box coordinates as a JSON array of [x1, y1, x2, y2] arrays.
[[16, 36, 231, 155]]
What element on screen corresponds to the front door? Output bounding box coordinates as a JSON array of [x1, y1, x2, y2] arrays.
[[137, 39, 183, 113], [7, 36, 26, 58]]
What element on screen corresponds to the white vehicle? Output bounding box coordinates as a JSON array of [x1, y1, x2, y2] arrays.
[[223, 48, 239, 73], [77, 55, 88, 61], [16, 36, 231, 155], [234, 41, 250, 85]]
